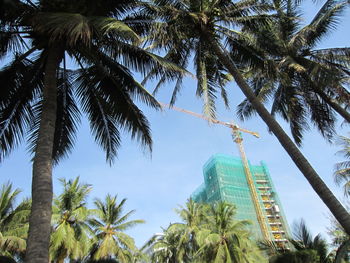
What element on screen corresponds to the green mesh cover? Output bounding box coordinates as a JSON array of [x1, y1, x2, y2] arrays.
[[191, 154, 291, 240]]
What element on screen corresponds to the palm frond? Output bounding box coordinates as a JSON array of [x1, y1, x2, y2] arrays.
[[292, 0, 347, 48], [0, 57, 43, 162], [334, 135, 350, 196], [51, 68, 81, 164], [75, 68, 122, 163]]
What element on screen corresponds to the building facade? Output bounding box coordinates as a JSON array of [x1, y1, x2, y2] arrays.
[[192, 154, 290, 246]]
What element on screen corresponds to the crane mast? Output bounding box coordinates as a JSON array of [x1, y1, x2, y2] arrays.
[[232, 130, 270, 240], [161, 102, 270, 240]]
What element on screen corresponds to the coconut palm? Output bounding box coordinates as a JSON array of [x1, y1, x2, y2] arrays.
[[142, 0, 350, 235], [291, 220, 331, 263], [0, 0, 185, 261], [327, 207, 350, 263], [236, 0, 350, 144], [171, 199, 207, 261], [334, 135, 350, 196], [148, 225, 184, 263], [195, 202, 266, 263], [269, 219, 332, 263], [0, 183, 30, 260], [88, 194, 144, 262], [145, 200, 206, 263], [50, 177, 93, 263]]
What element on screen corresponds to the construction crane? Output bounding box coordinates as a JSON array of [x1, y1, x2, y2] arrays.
[[160, 102, 270, 241]]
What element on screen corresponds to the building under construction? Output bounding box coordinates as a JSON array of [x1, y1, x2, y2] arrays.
[[192, 154, 290, 246]]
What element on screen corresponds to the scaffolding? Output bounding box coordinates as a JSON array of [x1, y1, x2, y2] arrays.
[[192, 154, 291, 243]]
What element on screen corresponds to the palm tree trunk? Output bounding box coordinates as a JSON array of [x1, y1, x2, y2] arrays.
[[205, 35, 350, 235], [25, 47, 62, 263]]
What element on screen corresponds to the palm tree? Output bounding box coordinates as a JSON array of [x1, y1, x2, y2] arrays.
[[327, 207, 350, 263], [172, 199, 206, 261], [148, 225, 184, 263], [334, 135, 350, 196], [50, 177, 93, 263], [0, 183, 30, 260], [195, 202, 266, 263], [145, 200, 206, 263], [291, 220, 331, 263], [142, 0, 350, 235], [269, 219, 332, 263], [88, 194, 144, 262], [0, 1, 184, 262], [236, 0, 350, 144]]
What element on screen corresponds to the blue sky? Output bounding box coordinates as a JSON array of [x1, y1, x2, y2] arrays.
[[1, 0, 350, 248]]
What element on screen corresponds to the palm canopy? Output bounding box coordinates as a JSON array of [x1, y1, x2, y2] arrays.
[[50, 177, 93, 262], [148, 201, 264, 263], [0, 0, 185, 164], [141, 0, 271, 118], [196, 202, 266, 263], [168, 199, 207, 262], [0, 183, 30, 258], [148, 224, 185, 263], [147, 200, 206, 263], [88, 194, 144, 262], [235, 0, 350, 144]]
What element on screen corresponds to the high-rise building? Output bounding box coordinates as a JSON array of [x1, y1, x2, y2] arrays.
[[192, 154, 290, 246]]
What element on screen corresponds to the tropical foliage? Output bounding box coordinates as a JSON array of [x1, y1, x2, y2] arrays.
[[141, 0, 270, 118], [268, 219, 350, 263], [2, 180, 350, 263], [50, 177, 93, 263], [148, 200, 266, 263], [0, 183, 30, 260], [89, 194, 144, 262], [0, 179, 145, 263], [236, 0, 350, 144]]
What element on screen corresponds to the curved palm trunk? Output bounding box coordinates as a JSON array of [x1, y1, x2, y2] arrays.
[[206, 36, 350, 235], [25, 47, 61, 263]]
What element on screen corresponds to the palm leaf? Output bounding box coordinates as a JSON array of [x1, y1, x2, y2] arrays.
[[0, 57, 43, 162]]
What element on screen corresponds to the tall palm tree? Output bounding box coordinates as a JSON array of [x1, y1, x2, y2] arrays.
[[50, 177, 93, 263], [196, 202, 266, 263], [0, 1, 184, 262], [142, 0, 350, 235], [0, 183, 30, 260], [88, 194, 144, 262], [334, 135, 350, 196], [235, 0, 350, 144]]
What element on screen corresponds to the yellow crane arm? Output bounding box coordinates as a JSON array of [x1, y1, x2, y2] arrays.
[[160, 102, 260, 138]]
